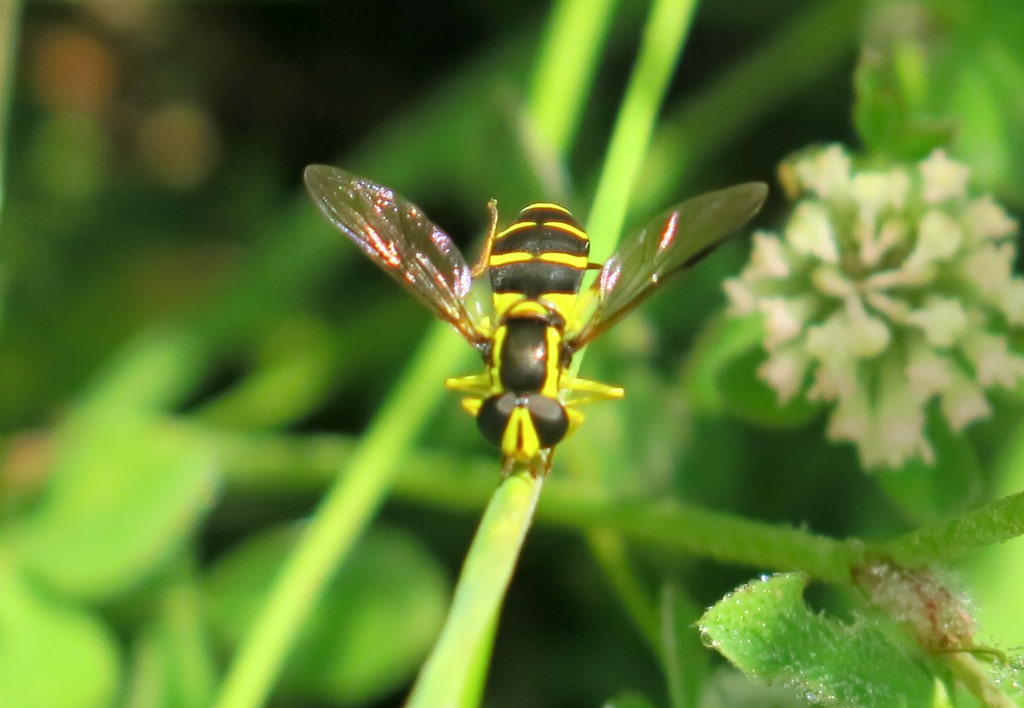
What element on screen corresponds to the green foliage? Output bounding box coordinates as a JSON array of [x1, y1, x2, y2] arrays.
[[855, 0, 1024, 202], [0, 567, 120, 708], [699, 574, 938, 707], [2, 1, 1023, 707], [123, 575, 217, 708], [205, 525, 449, 704], [8, 411, 215, 600]]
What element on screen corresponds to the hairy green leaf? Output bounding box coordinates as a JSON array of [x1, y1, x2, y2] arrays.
[[700, 574, 937, 707]]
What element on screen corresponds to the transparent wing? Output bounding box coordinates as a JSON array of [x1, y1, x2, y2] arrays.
[[304, 165, 490, 346], [567, 182, 768, 350]]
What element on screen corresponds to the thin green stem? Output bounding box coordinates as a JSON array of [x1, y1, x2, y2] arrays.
[[206, 429, 866, 583], [162, 557, 216, 708], [568, 0, 699, 682], [214, 4, 622, 706], [877, 490, 1024, 567], [967, 415, 1024, 647], [659, 583, 708, 708], [406, 2, 624, 702], [636, 0, 862, 212], [567, 0, 697, 385], [588, 528, 661, 647], [528, 0, 617, 157], [523, 0, 618, 200], [0, 0, 19, 226], [406, 473, 543, 707], [585, 0, 699, 263], [551, 492, 864, 584], [946, 653, 1017, 708], [212, 326, 464, 708]]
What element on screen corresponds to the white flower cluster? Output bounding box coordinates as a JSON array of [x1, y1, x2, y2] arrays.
[[725, 145, 1024, 469]]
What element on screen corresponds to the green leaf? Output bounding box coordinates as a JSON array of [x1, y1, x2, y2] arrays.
[[8, 411, 216, 601], [205, 524, 449, 704], [699, 574, 937, 707], [0, 564, 120, 708]]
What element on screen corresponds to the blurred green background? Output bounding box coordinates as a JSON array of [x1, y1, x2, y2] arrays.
[[1, 1, 1022, 707]]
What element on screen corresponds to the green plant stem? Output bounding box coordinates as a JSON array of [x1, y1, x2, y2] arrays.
[[524, 0, 617, 199], [528, 0, 617, 157], [205, 430, 866, 583], [554, 492, 864, 584], [946, 652, 1017, 708], [636, 0, 862, 212], [162, 557, 216, 708], [659, 583, 708, 708], [0, 0, 19, 227], [585, 0, 699, 263], [568, 0, 699, 680], [214, 3, 621, 706], [877, 490, 1024, 567], [407, 2, 624, 702], [968, 416, 1024, 647], [221, 427, 1018, 582], [406, 473, 543, 707], [587, 530, 701, 707], [587, 528, 660, 648], [212, 325, 464, 708]]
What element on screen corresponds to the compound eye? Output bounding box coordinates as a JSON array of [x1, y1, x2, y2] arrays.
[[528, 395, 569, 447], [477, 393, 516, 448]]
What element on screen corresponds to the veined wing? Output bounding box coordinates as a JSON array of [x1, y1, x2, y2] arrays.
[[304, 165, 490, 346], [567, 182, 768, 350]]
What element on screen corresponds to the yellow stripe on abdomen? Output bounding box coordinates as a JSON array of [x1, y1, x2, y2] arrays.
[[489, 251, 589, 269]]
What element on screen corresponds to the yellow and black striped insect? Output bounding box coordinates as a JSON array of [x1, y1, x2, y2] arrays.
[[304, 166, 767, 476]]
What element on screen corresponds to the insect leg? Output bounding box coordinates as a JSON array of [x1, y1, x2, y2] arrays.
[[561, 376, 625, 407], [459, 397, 484, 417], [528, 448, 554, 477], [445, 372, 493, 397], [470, 198, 500, 277], [565, 407, 584, 433], [501, 454, 519, 477]]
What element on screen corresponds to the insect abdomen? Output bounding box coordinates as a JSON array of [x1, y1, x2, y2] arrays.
[[489, 203, 590, 310]]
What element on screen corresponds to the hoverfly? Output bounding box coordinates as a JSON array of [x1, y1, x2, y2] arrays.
[[304, 166, 767, 476]]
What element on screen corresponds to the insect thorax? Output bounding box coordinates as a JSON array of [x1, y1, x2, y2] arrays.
[[490, 300, 566, 396]]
